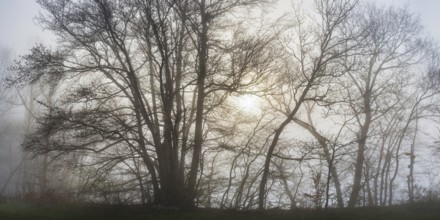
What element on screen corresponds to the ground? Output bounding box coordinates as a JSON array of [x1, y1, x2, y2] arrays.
[[0, 201, 440, 220]]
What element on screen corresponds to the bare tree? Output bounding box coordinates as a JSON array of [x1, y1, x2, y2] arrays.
[[258, 0, 359, 210], [340, 3, 430, 207], [9, 0, 275, 208]]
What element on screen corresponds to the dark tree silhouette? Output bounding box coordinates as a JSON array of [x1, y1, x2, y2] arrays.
[[9, 0, 274, 208]]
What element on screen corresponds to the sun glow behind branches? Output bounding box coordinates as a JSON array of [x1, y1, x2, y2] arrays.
[[233, 93, 263, 115]]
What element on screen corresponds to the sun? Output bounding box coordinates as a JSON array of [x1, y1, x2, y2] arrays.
[[234, 94, 263, 115]]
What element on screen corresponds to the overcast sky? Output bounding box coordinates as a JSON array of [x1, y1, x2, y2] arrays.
[[381, 0, 440, 39], [0, 0, 439, 56], [0, 0, 54, 55]]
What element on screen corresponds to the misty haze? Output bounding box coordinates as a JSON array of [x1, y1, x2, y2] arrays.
[[1, 0, 440, 219]]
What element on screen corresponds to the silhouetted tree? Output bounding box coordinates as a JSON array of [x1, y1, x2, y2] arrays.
[[9, 0, 275, 208], [258, 0, 360, 210]]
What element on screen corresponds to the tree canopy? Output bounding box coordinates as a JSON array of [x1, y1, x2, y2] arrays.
[[4, 0, 440, 210]]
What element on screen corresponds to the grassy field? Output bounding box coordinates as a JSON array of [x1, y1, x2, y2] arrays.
[[1, 201, 440, 220]]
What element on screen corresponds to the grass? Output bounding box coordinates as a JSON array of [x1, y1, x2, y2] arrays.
[[1, 201, 440, 220]]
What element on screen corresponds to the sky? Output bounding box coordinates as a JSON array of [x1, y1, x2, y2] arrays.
[[0, 0, 438, 201], [0, 0, 440, 56], [0, 0, 55, 55], [380, 0, 440, 39]]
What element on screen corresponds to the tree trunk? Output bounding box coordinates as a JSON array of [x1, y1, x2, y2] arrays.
[[187, 0, 209, 208], [348, 132, 367, 207], [348, 89, 372, 207], [293, 118, 345, 208]]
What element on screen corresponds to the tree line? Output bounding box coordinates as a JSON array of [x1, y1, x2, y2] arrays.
[[1, 0, 440, 210]]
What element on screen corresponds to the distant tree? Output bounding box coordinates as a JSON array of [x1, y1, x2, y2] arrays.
[[0, 46, 14, 116], [0, 45, 18, 198]]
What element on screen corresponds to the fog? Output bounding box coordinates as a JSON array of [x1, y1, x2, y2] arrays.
[[1, 0, 440, 210]]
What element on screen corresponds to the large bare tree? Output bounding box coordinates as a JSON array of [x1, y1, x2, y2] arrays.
[[9, 0, 275, 208]]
